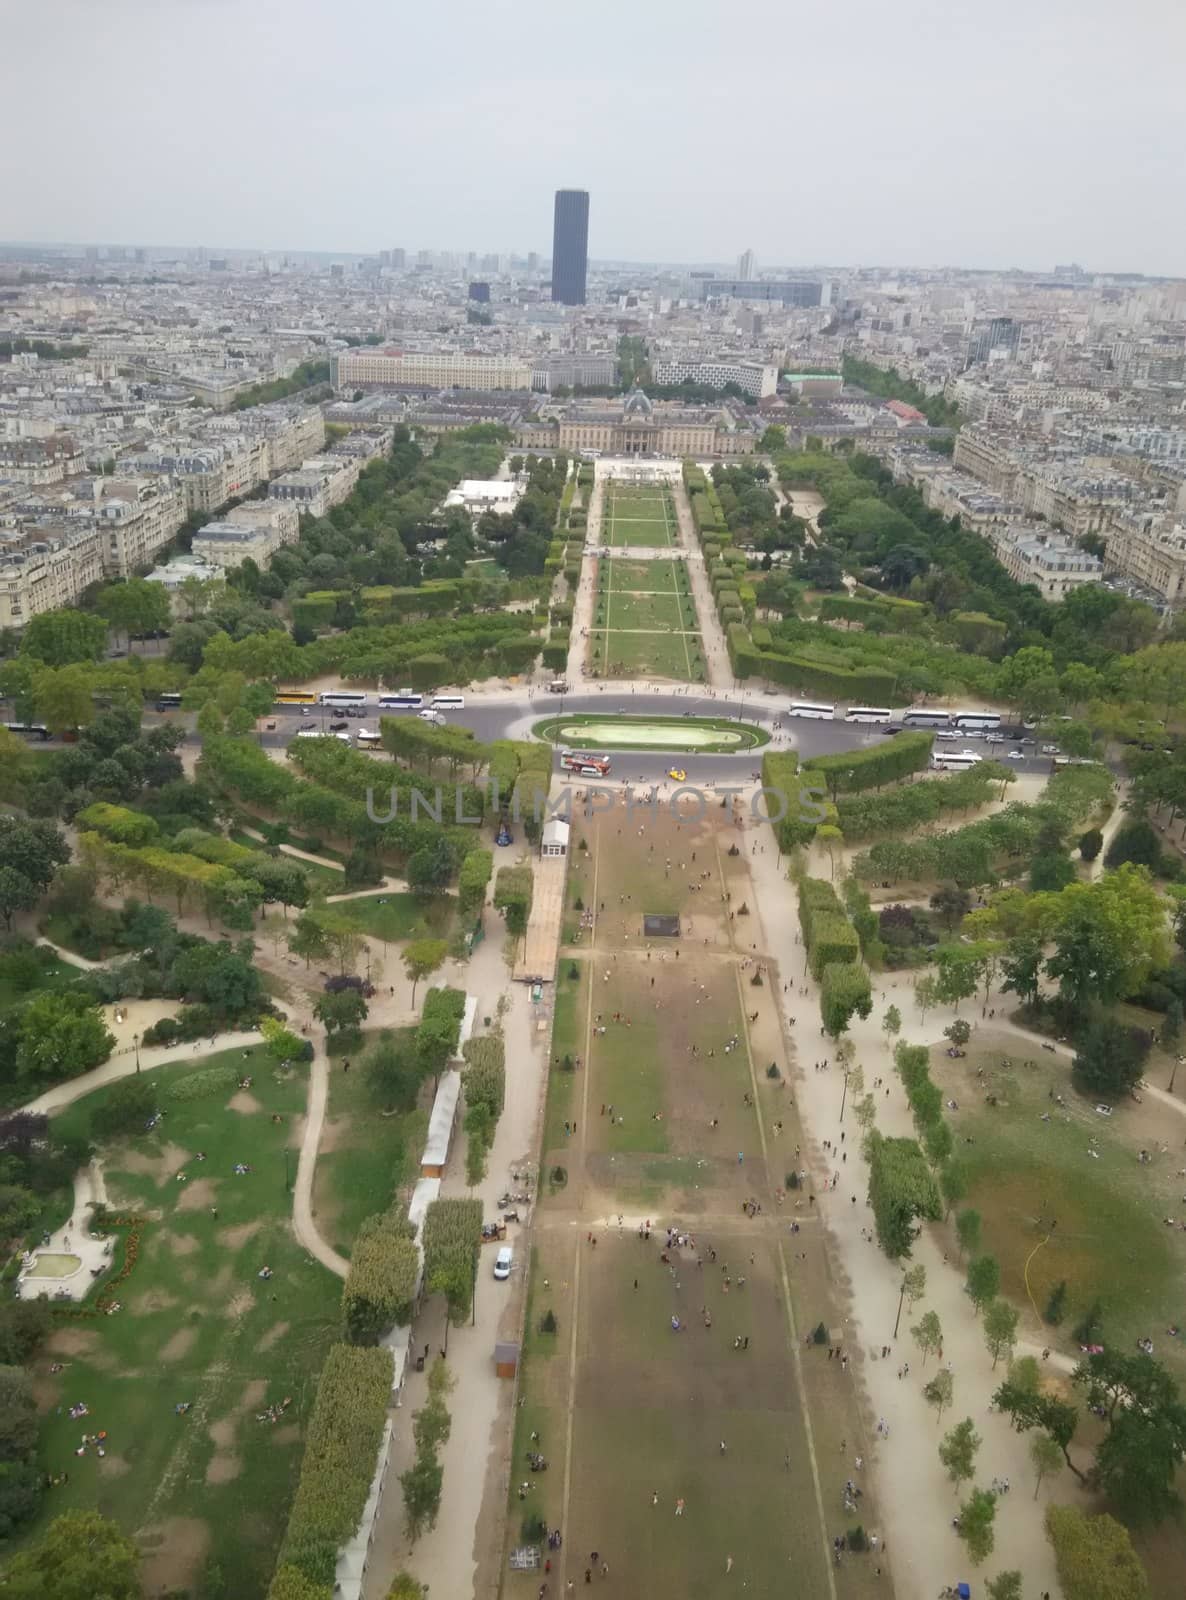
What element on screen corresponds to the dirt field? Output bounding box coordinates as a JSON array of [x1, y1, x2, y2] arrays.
[[504, 794, 893, 1600]]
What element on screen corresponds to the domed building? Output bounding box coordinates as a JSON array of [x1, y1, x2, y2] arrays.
[[514, 386, 758, 458]]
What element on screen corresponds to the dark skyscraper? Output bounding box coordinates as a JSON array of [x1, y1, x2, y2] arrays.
[[551, 189, 589, 306]]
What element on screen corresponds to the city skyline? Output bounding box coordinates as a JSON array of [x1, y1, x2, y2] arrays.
[[3, 0, 1184, 274]]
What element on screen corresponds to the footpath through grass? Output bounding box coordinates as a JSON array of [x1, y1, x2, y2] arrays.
[[33, 1047, 339, 1599]]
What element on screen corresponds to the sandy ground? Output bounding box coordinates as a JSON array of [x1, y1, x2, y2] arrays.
[[743, 819, 1070, 1598], [670, 472, 735, 692]]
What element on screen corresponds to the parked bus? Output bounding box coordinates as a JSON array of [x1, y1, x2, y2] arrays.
[[275, 689, 318, 706], [560, 749, 611, 776], [953, 711, 1002, 733], [903, 707, 951, 728], [844, 706, 893, 725], [430, 694, 465, 710], [154, 692, 183, 711], [318, 690, 369, 708], [376, 692, 424, 711], [4, 722, 51, 741], [786, 701, 835, 721], [930, 749, 983, 772]]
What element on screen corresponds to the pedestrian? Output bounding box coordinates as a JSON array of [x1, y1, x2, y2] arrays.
[[675, 1497, 685, 1516], [720, 1439, 727, 1455], [726, 1555, 733, 1574], [584, 1571, 591, 1586]]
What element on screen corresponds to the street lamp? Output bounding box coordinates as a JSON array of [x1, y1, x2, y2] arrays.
[[133, 1032, 140, 1074]]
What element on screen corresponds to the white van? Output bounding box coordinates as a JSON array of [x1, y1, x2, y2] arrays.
[[419, 709, 447, 726], [493, 1245, 513, 1281]]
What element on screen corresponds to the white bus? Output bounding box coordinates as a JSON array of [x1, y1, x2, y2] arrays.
[[294, 729, 351, 744], [930, 749, 983, 772], [430, 694, 465, 710], [787, 701, 835, 721], [319, 690, 369, 708], [953, 711, 1002, 733], [903, 707, 951, 728], [377, 692, 424, 711], [844, 706, 893, 725]]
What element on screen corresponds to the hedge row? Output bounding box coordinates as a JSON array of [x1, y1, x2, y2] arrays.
[[272, 1344, 394, 1589], [458, 847, 493, 917], [341, 1215, 420, 1344], [894, 1041, 953, 1166], [462, 1034, 506, 1121], [802, 731, 934, 796], [798, 878, 860, 980], [836, 763, 1005, 841]]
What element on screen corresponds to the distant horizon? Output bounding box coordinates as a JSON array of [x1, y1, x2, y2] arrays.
[[0, 239, 1177, 284]]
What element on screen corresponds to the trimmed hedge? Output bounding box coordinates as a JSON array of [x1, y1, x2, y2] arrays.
[[458, 847, 493, 916], [803, 731, 934, 796], [342, 1215, 420, 1343], [274, 1344, 394, 1588], [462, 1034, 506, 1120], [821, 960, 873, 1035]]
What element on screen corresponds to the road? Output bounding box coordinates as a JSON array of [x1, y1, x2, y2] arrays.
[[151, 691, 1058, 786]]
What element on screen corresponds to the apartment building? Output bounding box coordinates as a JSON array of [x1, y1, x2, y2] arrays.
[[987, 524, 1102, 600], [1101, 509, 1186, 603], [0, 435, 86, 485], [0, 525, 104, 629], [531, 354, 617, 392], [331, 349, 533, 392], [650, 357, 779, 399], [267, 454, 360, 520], [191, 501, 300, 572], [93, 476, 188, 575]]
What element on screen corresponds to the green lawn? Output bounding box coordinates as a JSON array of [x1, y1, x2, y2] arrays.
[[544, 963, 585, 1153], [0, 952, 84, 1012], [590, 555, 703, 682], [945, 1042, 1186, 1371], [321, 891, 451, 943], [34, 1047, 340, 1599], [314, 1030, 428, 1256]]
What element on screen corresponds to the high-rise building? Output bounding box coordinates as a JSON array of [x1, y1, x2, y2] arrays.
[[391, 248, 406, 269], [737, 248, 756, 281], [551, 189, 589, 306], [468, 281, 490, 303]]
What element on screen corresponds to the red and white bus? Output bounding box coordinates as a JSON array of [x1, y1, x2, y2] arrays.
[[559, 749, 611, 776]]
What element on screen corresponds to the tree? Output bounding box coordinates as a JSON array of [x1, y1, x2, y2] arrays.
[[1071, 1018, 1150, 1102], [1160, 999, 1183, 1053], [402, 938, 447, 1007], [386, 1575, 428, 1600], [315, 987, 368, 1041], [957, 1486, 997, 1565], [1, 1509, 140, 1599], [19, 609, 108, 667], [944, 1018, 972, 1050], [1001, 932, 1045, 1008], [912, 1309, 943, 1365], [924, 1368, 954, 1427], [760, 424, 787, 451], [934, 945, 981, 1011], [931, 881, 971, 931], [90, 1077, 156, 1140], [914, 974, 938, 1020], [1047, 866, 1168, 1012], [983, 1298, 1020, 1367], [894, 1261, 926, 1338], [868, 1132, 941, 1258], [15, 992, 115, 1084], [882, 1003, 902, 1049], [1073, 1347, 1186, 1524], [939, 1159, 968, 1221], [993, 1379, 1084, 1482], [288, 914, 332, 968], [365, 1033, 423, 1113], [965, 1255, 1001, 1313], [406, 835, 455, 897], [986, 1572, 1023, 1600], [1031, 852, 1076, 892], [939, 1416, 982, 1492], [0, 816, 69, 929], [97, 578, 171, 646], [1045, 1505, 1150, 1600], [1030, 1432, 1063, 1499], [955, 1207, 981, 1261], [400, 1450, 444, 1542], [31, 665, 98, 734]]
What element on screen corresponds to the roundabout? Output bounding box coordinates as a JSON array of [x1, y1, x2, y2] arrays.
[[530, 712, 769, 753]]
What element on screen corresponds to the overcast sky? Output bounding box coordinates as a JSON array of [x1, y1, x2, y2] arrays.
[[3, 0, 1183, 274]]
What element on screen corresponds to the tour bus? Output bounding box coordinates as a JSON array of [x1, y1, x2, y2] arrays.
[[318, 690, 369, 708], [430, 694, 465, 710], [786, 701, 835, 721], [844, 706, 893, 725], [355, 728, 382, 747], [930, 749, 983, 772], [952, 711, 1002, 734], [4, 722, 51, 741], [902, 707, 951, 728], [560, 749, 611, 777], [274, 688, 318, 706], [376, 691, 424, 711], [154, 692, 183, 711]]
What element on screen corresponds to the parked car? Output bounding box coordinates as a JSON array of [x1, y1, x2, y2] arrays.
[[1094, 1103, 1113, 1117], [298, 720, 318, 732], [1041, 744, 1060, 755], [493, 1245, 514, 1281], [329, 719, 349, 732], [1007, 749, 1026, 760]]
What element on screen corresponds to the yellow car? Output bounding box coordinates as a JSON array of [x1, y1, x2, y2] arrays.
[[666, 767, 687, 782]]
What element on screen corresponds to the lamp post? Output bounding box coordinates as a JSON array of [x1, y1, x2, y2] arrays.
[[133, 1032, 140, 1074], [839, 1062, 850, 1123]]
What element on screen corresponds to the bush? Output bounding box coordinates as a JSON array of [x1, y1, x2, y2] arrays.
[[168, 1065, 239, 1101], [342, 1214, 420, 1343]]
